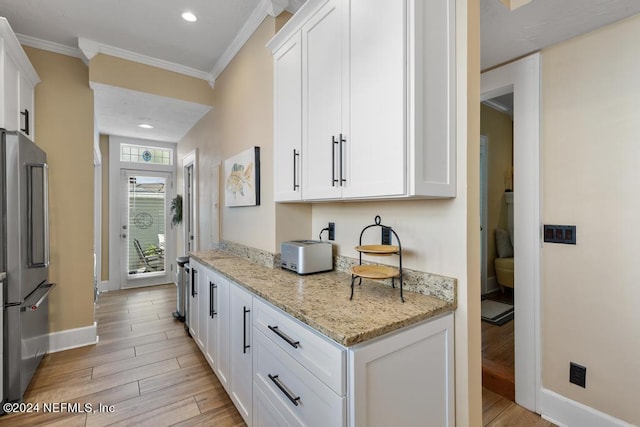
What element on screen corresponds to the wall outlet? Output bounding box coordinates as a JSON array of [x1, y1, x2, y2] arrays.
[[328, 222, 335, 241], [569, 362, 586, 388], [381, 226, 392, 245]]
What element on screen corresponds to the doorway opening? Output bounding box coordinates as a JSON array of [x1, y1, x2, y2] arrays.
[[480, 94, 515, 402], [480, 53, 541, 413], [182, 150, 198, 255], [108, 137, 176, 291]]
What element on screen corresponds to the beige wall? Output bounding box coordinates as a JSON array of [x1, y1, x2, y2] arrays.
[[480, 104, 513, 278], [177, 15, 309, 256], [100, 134, 109, 281], [541, 14, 640, 425], [89, 54, 213, 106], [24, 46, 95, 332]]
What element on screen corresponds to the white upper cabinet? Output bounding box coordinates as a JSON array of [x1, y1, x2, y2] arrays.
[[0, 18, 39, 139], [345, 0, 406, 199], [301, 0, 345, 200], [268, 0, 456, 201], [273, 33, 303, 202]]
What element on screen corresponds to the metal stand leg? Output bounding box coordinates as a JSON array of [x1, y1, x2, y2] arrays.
[[350, 274, 356, 300]]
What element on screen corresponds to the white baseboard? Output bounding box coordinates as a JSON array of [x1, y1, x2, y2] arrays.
[[540, 388, 634, 427], [482, 276, 499, 295], [98, 280, 110, 293], [48, 321, 98, 353]]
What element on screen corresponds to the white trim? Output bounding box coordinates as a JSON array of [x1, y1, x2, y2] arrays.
[[182, 150, 199, 253], [48, 322, 98, 353], [286, 0, 306, 14], [481, 52, 541, 412], [77, 37, 213, 83], [98, 280, 110, 293], [0, 19, 41, 86], [109, 136, 177, 291], [540, 388, 635, 427], [480, 136, 489, 294], [209, 1, 272, 86], [485, 276, 499, 294], [17, 34, 83, 59]]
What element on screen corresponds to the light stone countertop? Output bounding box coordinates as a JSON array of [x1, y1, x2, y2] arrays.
[[190, 249, 456, 347]]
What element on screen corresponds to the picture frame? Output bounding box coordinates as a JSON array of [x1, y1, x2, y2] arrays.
[[224, 146, 260, 207]]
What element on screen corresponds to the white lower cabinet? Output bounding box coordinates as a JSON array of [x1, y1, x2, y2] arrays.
[[212, 270, 231, 393], [187, 262, 200, 343], [188, 259, 453, 426], [204, 268, 229, 381], [229, 282, 253, 425], [349, 313, 455, 427], [253, 330, 346, 426]]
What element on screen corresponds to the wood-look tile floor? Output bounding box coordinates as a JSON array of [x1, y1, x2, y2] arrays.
[[0, 283, 552, 426], [1, 284, 245, 427], [484, 388, 556, 427]]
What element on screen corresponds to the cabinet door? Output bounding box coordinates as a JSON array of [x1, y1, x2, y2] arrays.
[[253, 383, 297, 427], [343, 0, 407, 199], [188, 263, 200, 342], [197, 265, 208, 351], [273, 33, 303, 202], [349, 313, 454, 427], [301, 0, 345, 200], [230, 282, 253, 425], [19, 74, 34, 138], [214, 271, 231, 393], [204, 269, 218, 369], [1, 52, 20, 132]]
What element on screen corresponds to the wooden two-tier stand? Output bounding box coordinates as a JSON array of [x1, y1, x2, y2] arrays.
[[350, 215, 405, 302]]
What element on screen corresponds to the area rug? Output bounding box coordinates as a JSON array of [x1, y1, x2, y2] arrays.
[[481, 299, 514, 326]]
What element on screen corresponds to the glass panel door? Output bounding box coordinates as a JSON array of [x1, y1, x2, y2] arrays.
[[120, 170, 171, 288]]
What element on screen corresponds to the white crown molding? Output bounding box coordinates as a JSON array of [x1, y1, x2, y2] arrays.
[[265, 0, 289, 17], [209, 0, 292, 86], [77, 37, 213, 83], [0, 19, 40, 85], [17, 33, 83, 59], [286, 0, 306, 14], [482, 99, 513, 117]]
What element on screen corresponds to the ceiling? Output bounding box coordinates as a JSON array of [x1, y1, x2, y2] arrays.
[[1, 0, 639, 141], [481, 0, 640, 70]]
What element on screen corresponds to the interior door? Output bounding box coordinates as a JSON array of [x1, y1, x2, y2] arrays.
[[120, 170, 172, 288]]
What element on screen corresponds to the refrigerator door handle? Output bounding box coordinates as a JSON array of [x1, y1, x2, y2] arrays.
[[27, 162, 50, 268], [22, 283, 56, 312]]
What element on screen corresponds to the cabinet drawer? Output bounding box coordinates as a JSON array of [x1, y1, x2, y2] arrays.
[[254, 330, 345, 427], [253, 298, 345, 395]]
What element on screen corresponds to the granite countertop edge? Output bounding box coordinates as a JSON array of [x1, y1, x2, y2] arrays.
[[190, 250, 456, 347]]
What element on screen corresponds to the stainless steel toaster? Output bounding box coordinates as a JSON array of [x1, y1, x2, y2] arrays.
[[280, 240, 333, 274]]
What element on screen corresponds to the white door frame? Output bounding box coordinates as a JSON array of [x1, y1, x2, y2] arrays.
[[182, 150, 198, 255], [479, 135, 489, 294], [119, 169, 173, 289], [93, 139, 102, 300], [108, 136, 177, 291], [481, 53, 541, 412]]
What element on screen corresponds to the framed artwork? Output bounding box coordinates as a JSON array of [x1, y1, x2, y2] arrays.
[[224, 147, 260, 207]]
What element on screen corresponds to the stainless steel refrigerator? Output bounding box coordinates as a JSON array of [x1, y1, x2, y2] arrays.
[[1, 129, 54, 405]]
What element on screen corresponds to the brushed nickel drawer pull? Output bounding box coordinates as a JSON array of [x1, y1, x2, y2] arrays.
[[268, 374, 301, 406], [268, 325, 300, 349]]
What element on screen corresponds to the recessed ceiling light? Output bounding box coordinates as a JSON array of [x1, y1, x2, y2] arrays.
[[182, 11, 197, 22], [138, 124, 154, 129]]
